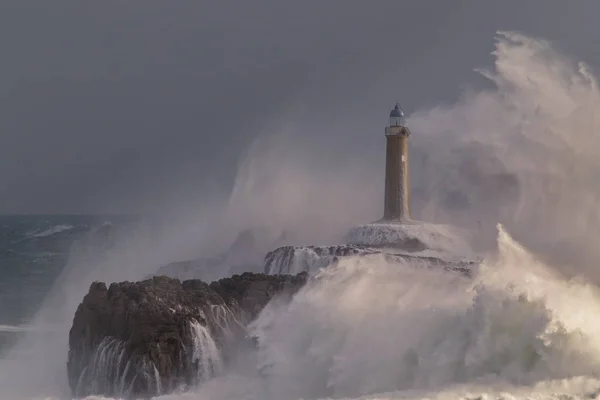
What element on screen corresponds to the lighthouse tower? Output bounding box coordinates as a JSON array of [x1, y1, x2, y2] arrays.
[[345, 103, 473, 256], [382, 103, 411, 221]]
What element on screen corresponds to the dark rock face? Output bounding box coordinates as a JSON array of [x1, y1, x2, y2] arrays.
[[265, 245, 474, 277], [68, 272, 307, 399]]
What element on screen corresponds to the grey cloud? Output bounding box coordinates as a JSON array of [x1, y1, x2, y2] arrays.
[[0, 0, 599, 213]]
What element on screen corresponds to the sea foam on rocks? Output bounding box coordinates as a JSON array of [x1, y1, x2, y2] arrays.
[[264, 221, 477, 277]]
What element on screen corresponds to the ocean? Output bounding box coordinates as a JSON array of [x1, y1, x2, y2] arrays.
[[4, 31, 600, 400], [0, 215, 134, 356], [3, 217, 600, 400]]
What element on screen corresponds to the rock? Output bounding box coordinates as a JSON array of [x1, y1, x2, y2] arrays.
[[264, 244, 474, 277], [154, 228, 289, 281], [68, 272, 307, 399]]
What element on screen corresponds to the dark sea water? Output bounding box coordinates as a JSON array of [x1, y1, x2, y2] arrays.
[[0, 215, 136, 356]]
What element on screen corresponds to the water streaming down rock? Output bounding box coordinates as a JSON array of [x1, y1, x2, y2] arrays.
[[75, 337, 126, 395], [189, 319, 224, 382], [74, 336, 164, 397]]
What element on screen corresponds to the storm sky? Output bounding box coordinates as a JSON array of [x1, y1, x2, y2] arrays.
[[1, 1, 599, 214]]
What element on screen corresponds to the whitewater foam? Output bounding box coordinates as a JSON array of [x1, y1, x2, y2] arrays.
[[128, 225, 600, 400], [28, 225, 75, 238], [0, 325, 32, 333], [249, 225, 600, 399]]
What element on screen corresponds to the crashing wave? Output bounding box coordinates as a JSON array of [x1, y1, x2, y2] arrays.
[[250, 226, 600, 399]]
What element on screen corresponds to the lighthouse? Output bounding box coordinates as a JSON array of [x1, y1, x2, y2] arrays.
[[345, 103, 474, 256], [382, 103, 411, 221]]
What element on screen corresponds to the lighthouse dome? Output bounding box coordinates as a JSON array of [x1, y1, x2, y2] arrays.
[[389, 103, 405, 126], [389, 104, 404, 118]]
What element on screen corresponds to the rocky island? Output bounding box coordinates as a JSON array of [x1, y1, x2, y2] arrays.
[[68, 272, 307, 398], [66, 104, 477, 398]]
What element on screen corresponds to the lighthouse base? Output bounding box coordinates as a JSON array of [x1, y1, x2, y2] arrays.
[[345, 220, 474, 261]]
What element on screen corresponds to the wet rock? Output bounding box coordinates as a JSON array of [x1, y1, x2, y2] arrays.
[[68, 272, 307, 399]]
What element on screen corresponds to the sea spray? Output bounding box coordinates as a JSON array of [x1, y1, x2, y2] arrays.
[[250, 225, 600, 400], [408, 32, 600, 276]]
